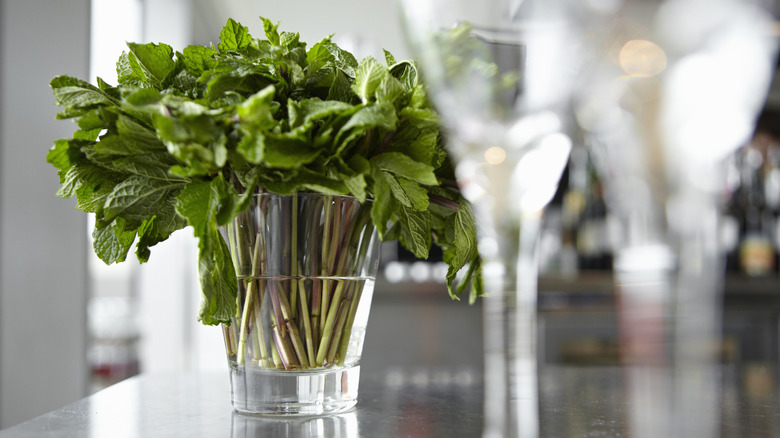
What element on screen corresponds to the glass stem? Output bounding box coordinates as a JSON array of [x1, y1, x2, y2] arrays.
[[483, 210, 542, 438]]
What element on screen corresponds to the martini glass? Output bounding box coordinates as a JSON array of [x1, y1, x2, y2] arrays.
[[399, 1, 585, 436], [574, 0, 777, 436]]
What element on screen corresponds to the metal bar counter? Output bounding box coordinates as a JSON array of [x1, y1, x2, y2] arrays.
[[1, 364, 778, 437]]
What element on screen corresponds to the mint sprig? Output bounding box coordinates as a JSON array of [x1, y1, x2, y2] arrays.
[[49, 17, 484, 325]]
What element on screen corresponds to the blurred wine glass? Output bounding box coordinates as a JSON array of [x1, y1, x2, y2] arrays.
[[399, 1, 585, 437], [574, 0, 777, 436]]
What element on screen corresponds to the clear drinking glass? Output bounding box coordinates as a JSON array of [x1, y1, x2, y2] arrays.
[[399, 1, 585, 436], [574, 0, 777, 436], [220, 193, 381, 415]]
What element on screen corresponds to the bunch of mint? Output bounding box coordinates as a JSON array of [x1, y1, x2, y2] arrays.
[[48, 17, 482, 325]]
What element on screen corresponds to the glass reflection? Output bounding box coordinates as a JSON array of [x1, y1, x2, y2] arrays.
[[399, 2, 586, 435], [231, 411, 358, 438]]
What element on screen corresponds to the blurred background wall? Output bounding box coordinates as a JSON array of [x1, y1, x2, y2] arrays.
[[0, 0, 90, 428]]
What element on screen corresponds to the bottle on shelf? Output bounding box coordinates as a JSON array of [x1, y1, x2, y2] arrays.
[[736, 140, 776, 277]]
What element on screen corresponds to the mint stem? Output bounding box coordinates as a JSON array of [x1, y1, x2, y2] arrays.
[[429, 193, 460, 211], [316, 279, 346, 365], [371, 129, 396, 157], [290, 194, 299, 318]]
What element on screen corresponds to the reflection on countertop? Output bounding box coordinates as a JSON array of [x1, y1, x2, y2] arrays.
[[1, 363, 779, 437]]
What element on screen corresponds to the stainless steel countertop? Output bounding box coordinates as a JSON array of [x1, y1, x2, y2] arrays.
[[1, 364, 778, 437]]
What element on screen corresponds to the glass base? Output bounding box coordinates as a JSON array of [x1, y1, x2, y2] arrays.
[[228, 364, 361, 416]]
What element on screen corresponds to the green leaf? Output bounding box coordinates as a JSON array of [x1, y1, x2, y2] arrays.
[[117, 52, 145, 87], [314, 40, 358, 77], [76, 107, 115, 131], [328, 69, 357, 103], [288, 98, 353, 129], [280, 32, 303, 51], [335, 103, 398, 150], [443, 201, 479, 299], [175, 180, 213, 236], [383, 49, 396, 66], [342, 155, 371, 202], [371, 152, 438, 185], [154, 113, 228, 173], [110, 153, 184, 181], [92, 218, 137, 264], [263, 134, 321, 168], [218, 18, 252, 53], [196, 229, 237, 325], [103, 176, 185, 222], [127, 42, 176, 87], [50, 76, 118, 117], [296, 168, 350, 194], [236, 133, 265, 164], [176, 178, 238, 325], [237, 85, 278, 126], [352, 57, 388, 103], [47, 139, 83, 171], [260, 17, 280, 45], [400, 107, 439, 129], [397, 205, 431, 259], [53, 157, 125, 214], [307, 39, 335, 70], [387, 126, 439, 166], [385, 173, 429, 211], [389, 60, 419, 91], [182, 45, 218, 76], [376, 75, 406, 108], [55, 159, 112, 199], [370, 164, 395, 237]]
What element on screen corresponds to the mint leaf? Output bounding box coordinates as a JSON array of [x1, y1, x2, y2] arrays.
[[280, 32, 303, 51], [342, 155, 371, 202], [182, 45, 218, 76], [376, 75, 406, 108], [328, 69, 357, 103], [263, 134, 321, 168], [126, 42, 177, 87], [370, 164, 395, 237], [352, 57, 388, 103], [288, 98, 353, 129], [397, 205, 431, 259], [175, 180, 214, 236], [296, 168, 350, 194], [236, 133, 266, 164], [47, 139, 82, 171], [153, 113, 228, 174], [389, 60, 419, 91], [383, 49, 396, 66], [443, 201, 479, 299], [387, 126, 439, 166], [237, 86, 277, 126], [371, 152, 438, 185], [103, 176, 185, 222], [196, 229, 237, 325], [176, 178, 238, 325], [307, 39, 335, 71], [92, 218, 137, 264], [218, 18, 252, 53], [385, 173, 429, 211], [50, 76, 118, 117], [110, 153, 185, 181], [260, 17, 280, 45], [335, 103, 398, 150]]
